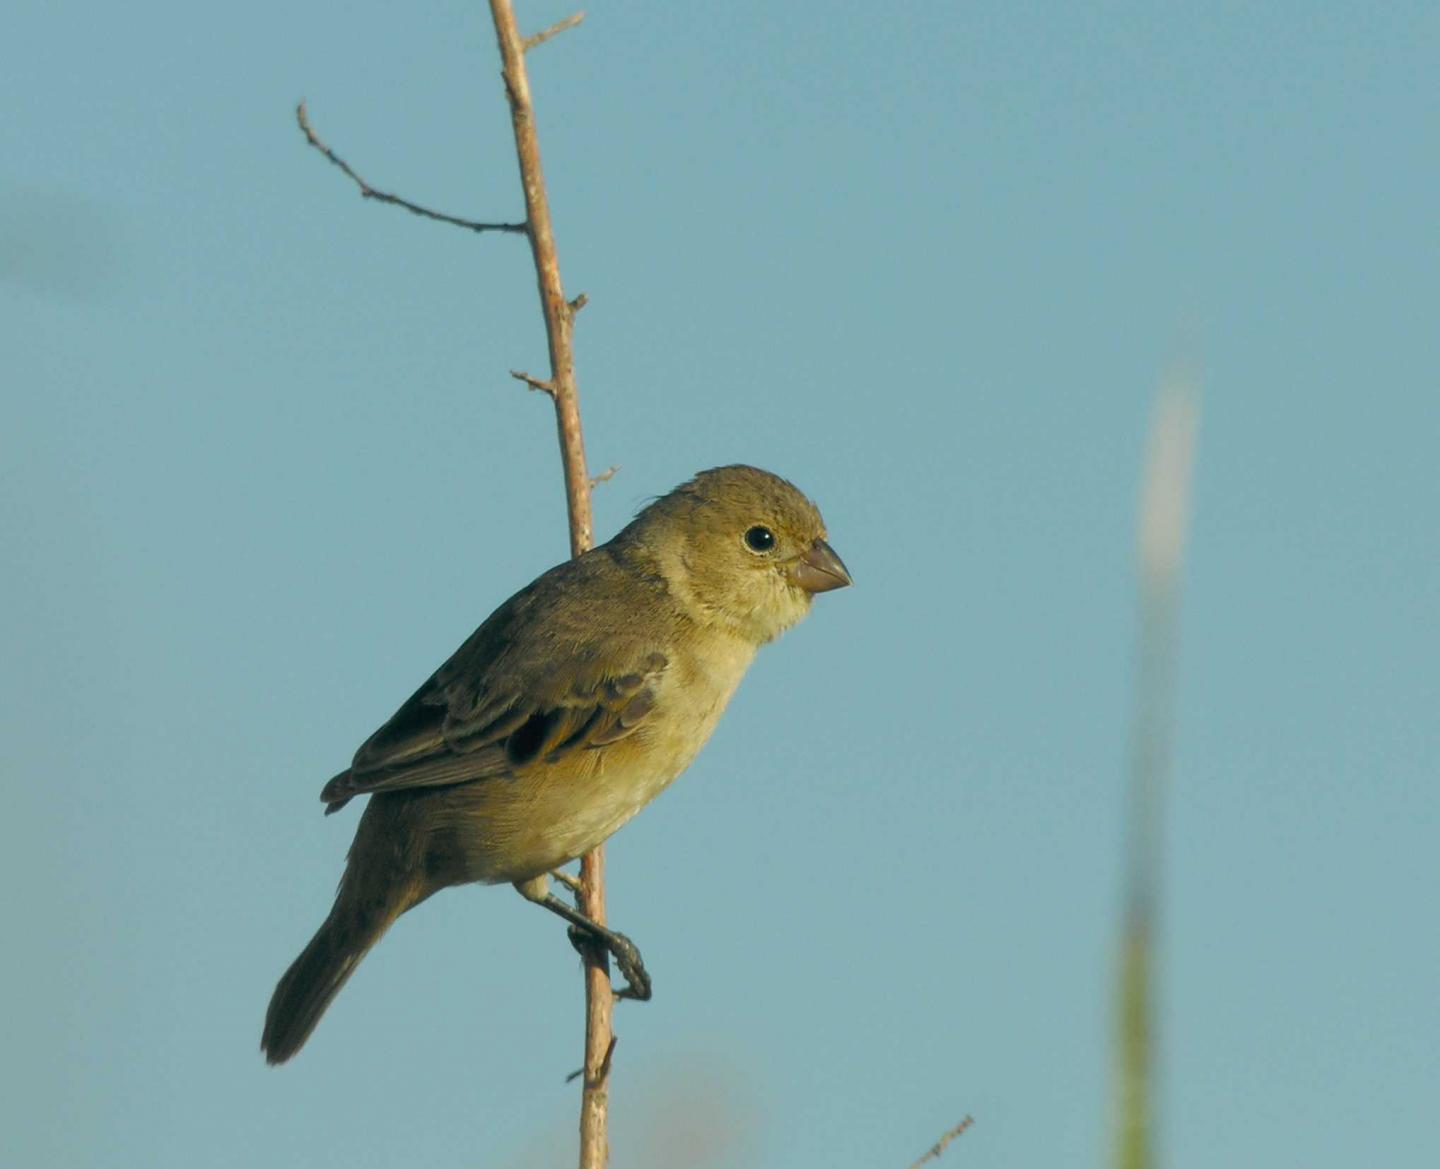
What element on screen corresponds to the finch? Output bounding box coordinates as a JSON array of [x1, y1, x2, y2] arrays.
[[262, 464, 850, 1063]]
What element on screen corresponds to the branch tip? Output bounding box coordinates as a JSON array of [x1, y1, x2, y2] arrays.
[[510, 369, 557, 397], [905, 1117, 975, 1169], [589, 465, 619, 488], [569, 292, 589, 314], [523, 11, 586, 51]]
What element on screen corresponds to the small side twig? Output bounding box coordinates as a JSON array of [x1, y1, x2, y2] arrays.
[[295, 101, 526, 235], [589, 465, 619, 488], [905, 1117, 975, 1169], [524, 11, 585, 52], [510, 369, 557, 397], [563, 1034, 616, 1085]]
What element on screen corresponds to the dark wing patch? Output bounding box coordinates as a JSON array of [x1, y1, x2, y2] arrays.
[[320, 649, 668, 812]]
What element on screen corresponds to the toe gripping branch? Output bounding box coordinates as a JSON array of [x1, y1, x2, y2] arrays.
[[541, 890, 653, 1002]]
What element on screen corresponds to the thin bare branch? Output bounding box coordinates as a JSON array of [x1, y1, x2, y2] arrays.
[[589, 465, 620, 488], [524, 11, 586, 51], [488, 3, 595, 556], [905, 1117, 975, 1169], [510, 369, 557, 396], [295, 101, 526, 235], [487, 4, 608, 1167]]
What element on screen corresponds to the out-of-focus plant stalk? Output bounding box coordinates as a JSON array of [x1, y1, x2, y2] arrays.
[[1115, 381, 1199, 1169]]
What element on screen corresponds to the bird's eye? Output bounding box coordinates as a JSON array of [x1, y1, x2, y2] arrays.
[[743, 525, 777, 553]]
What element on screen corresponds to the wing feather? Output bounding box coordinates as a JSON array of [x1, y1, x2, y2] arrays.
[[320, 551, 672, 813]]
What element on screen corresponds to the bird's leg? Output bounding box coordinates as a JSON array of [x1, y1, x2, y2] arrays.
[[548, 867, 584, 898], [514, 875, 653, 1001]]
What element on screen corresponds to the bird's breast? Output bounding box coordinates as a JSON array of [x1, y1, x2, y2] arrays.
[[429, 632, 757, 886]]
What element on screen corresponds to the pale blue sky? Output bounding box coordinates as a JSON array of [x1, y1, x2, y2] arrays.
[[4, 3, 1436, 1167]]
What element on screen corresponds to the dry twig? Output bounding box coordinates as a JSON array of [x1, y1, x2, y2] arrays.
[[295, 101, 525, 235], [905, 1116, 975, 1169], [524, 11, 586, 51], [510, 369, 557, 397]]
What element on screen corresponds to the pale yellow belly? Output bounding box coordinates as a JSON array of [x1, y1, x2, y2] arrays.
[[428, 635, 754, 886]]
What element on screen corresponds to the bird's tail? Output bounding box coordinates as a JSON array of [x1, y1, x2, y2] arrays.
[[261, 882, 415, 1065]]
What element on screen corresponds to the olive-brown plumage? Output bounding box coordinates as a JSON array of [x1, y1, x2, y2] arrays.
[[262, 465, 849, 1063]]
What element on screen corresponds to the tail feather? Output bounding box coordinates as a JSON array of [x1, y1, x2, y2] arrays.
[[261, 901, 398, 1065]]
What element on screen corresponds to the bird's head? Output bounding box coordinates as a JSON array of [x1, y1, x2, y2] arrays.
[[619, 464, 851, 645]]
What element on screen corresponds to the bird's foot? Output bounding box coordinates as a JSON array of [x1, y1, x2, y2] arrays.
[[566, 923, 653, 1002]]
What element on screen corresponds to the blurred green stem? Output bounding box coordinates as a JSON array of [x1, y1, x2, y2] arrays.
[[1114, 384, 1198, 1169]]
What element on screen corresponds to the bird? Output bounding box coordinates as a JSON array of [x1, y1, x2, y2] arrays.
[[261, 464, 850, 1063]]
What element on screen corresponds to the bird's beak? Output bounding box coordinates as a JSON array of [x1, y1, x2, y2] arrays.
[[790, 538, 852, 594]]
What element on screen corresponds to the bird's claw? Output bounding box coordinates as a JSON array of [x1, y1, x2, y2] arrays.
[[607, 930, 652, 1001], [566, 923, 653, 1001]]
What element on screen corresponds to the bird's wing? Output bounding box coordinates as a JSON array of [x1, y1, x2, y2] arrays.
[[319, 554, 671, 812]]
